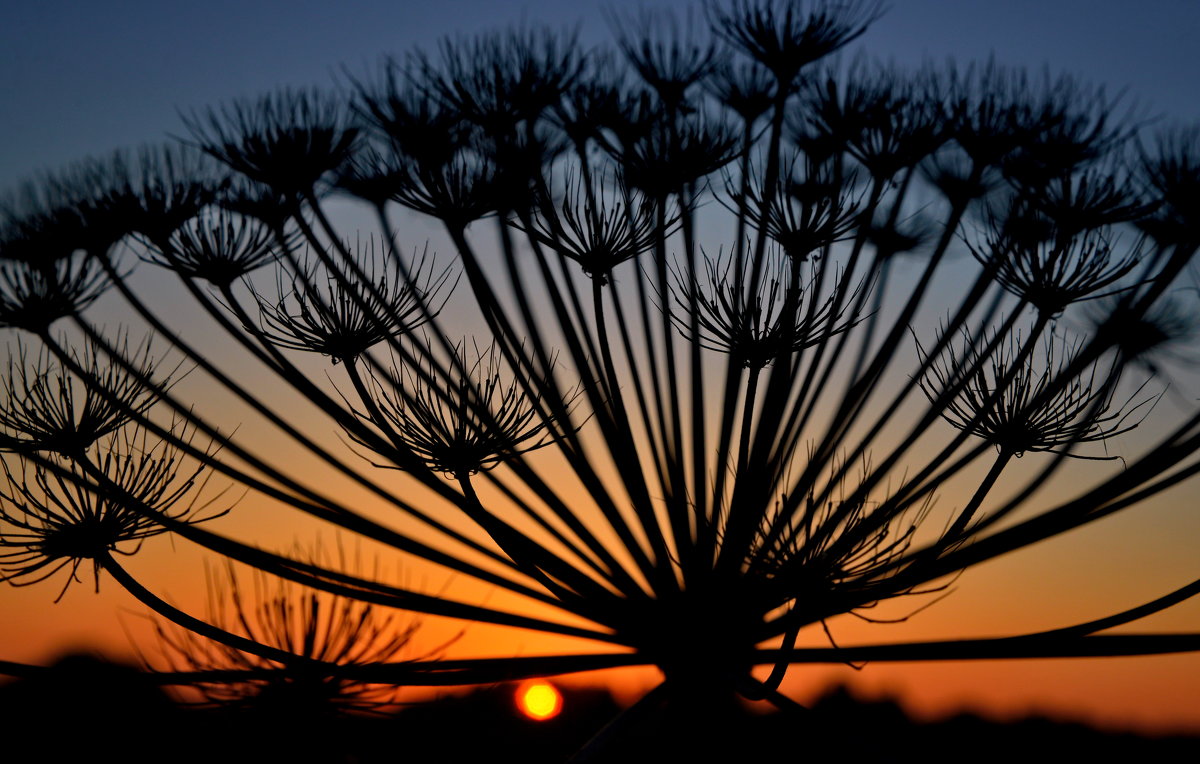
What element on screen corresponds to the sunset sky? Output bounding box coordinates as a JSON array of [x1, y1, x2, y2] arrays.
[[2, 0, 1199, 734]]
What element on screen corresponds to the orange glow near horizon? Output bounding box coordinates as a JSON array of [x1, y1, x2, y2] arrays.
[[3, 477, 1200, 735], [2, 227, 1199, 737], [517, 680, 563, 721]]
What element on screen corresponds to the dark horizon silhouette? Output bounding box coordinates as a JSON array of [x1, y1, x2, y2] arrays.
[[1, 653, 1196, 762]]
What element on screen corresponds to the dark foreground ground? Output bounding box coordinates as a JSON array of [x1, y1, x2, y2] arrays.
[[1, 654, 1196, 762]]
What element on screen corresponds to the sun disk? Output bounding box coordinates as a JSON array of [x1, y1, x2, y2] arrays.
[[517, 680, 563, 721]]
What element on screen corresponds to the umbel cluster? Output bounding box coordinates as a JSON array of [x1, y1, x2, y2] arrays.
[[1, 0, 1198, 733]]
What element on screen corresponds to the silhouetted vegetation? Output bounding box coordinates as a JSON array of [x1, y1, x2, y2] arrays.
[[1, 655, 1196, 763], [2, 0, 1199, 757]]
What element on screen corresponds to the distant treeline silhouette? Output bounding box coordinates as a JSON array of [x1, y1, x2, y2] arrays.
[[1, 654, 1196, 763]]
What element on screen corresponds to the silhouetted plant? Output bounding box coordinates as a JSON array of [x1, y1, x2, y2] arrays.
[[351, 339, 575, 478], [0, 337, 169, 457], [2, 0, 1200, 754], [0, 422, 224, 600], [144, 206, 282, 288], [250, 238, 453, 365], [150, 555, 430, 717]]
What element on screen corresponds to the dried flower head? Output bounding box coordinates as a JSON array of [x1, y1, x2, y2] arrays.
[[0, 425, 226, 600], [617, 114, 739, 197], [1089, 295, 1196, 377], [218, 177, 297, 234], [360, 340, 573, 477], [610, 7, 719, 111], [705, 60, 777, 123], [550, 59, 627, 148], [670, 245, 855, 368], [707, 0, 883, 88], [744, 162, 863, 261], [805, 61, 947, 179], [332, 141, 410, 209], [253, 239, 454, 365], [95, 145, 225, 246], [0, 336, 174, 457], [1007, 157, 1156, 237], [143, 207, 284, 288], [151, 555, 431, 717], [921, 329, 1150, 458], [524, 172, 671, 284], [1138, 127, 1200, 247], [184, 89, 358, 198], [969, 209, 1143, 317], [416, 27, 581, 132], [0, 255, 110, 333], [1, 171, 121, 263], [747, 455, 931, 599]]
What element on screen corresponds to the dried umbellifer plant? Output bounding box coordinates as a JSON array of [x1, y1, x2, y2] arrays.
[[149, 549, 441, 718], [2, 1, 1199, 757]]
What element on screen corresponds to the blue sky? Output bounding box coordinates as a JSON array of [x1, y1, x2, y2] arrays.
[[1, 0, 1198, 182]]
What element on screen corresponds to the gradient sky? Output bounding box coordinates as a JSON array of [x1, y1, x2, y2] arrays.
[[2, 0, 1200, 734]]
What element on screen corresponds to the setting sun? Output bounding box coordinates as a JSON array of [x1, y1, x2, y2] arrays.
[[517, 680, 563, 721]]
